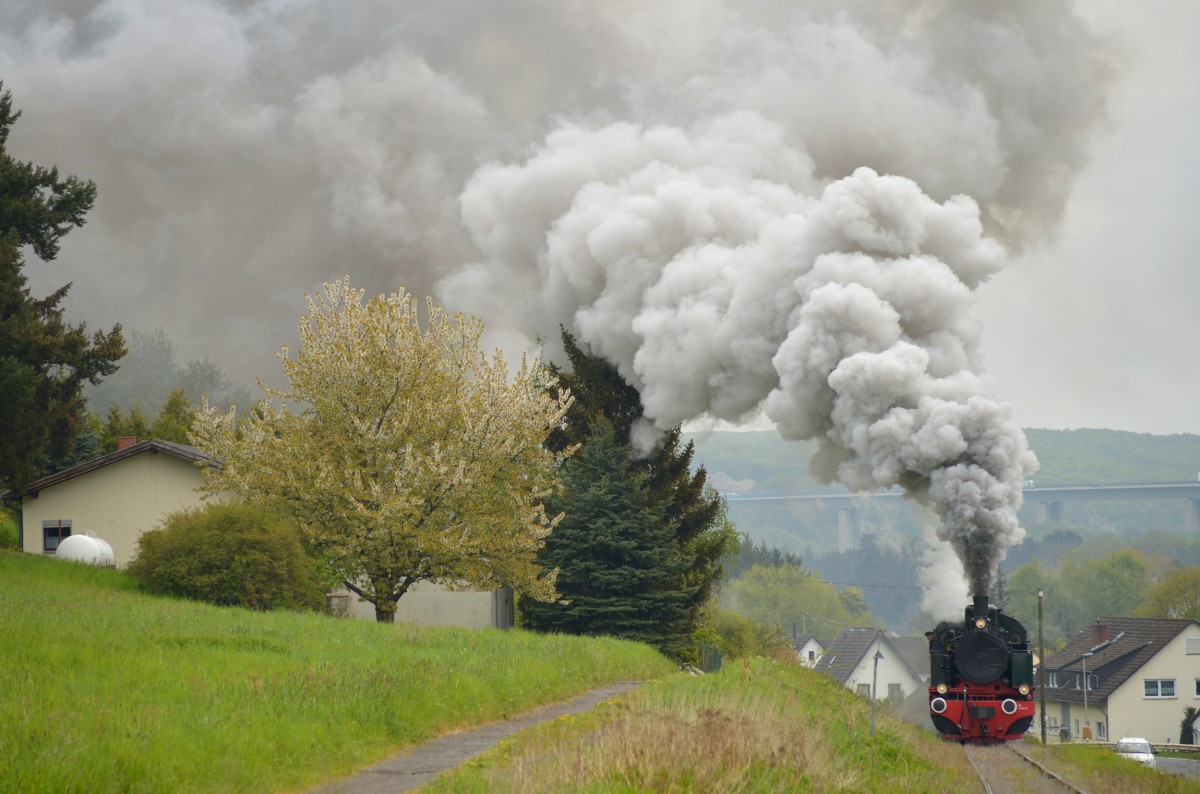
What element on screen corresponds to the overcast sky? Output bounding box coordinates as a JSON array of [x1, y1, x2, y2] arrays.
[[3, 0, 1197, 437]]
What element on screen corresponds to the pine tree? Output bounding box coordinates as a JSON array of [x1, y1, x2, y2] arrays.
[[0, 84, 124, 491], [521, 421, 695, 656]]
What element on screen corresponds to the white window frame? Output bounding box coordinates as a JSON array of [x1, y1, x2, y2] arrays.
[[1144, 678, 1177, 698]]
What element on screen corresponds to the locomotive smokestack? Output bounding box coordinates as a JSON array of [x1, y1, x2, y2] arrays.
[[973, 594, 990, 619]]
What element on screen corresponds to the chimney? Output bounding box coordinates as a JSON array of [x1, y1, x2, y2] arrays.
[[117, 436, 137, 450], [1092, 620, 1109, 645], [973, 594, 989, 620]]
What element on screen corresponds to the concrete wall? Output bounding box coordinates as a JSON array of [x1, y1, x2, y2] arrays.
[[21, 452, 214, 566], [344, 580, 514, 629]]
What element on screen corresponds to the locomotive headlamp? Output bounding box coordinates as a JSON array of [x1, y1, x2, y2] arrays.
[[1018, 684, 1031, 695], [974, 617, 987, 629], [936, 683, 948, 695]]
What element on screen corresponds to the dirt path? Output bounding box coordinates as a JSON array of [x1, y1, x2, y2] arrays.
[[309, 680, 643, 793]]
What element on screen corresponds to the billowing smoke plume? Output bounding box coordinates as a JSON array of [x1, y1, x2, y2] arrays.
[[3, 1, 1108, 598], [442, 120, 1036, 597]]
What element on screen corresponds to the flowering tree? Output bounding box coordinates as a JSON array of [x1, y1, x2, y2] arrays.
[[192, 278, 571, 621]]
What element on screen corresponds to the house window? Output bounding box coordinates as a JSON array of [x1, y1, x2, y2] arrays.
[[1144, 679, 1176, 698], [1097, 722, 1106, 740], [1074, 719, 1080, 737], [42, 520, 71, 552], [1194, 679, 1200, 698], [808, 650, 816, 661], [1047, 671, 1059, 688], [857, 684, 871, 697], [1186, 638, 1200, 655], [888, 683, 903, 701]]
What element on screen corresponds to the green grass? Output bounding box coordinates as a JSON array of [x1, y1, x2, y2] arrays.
[[0, 506, 17, 549], [425, 657, 981, 793], [0, 552, 676, 793], [1021, 740, 1200, 793]]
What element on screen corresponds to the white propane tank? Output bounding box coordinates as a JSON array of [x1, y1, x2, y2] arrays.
[[55, 533, 115, 567]]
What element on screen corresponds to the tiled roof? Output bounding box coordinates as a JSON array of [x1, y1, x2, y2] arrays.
[[791, 634, 822, 650], [1042, 616, 1198, 704], [18, 439, 215, 498], [813, 628, 882, 684]]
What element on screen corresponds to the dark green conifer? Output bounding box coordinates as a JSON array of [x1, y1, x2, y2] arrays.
[[521, 421, 695, 656], [544, 330, 736, 652], [0, 84, 124, 492]]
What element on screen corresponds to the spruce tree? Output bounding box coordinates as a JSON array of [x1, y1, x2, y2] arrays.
[[546, 330, 736, 647], [521, 421, 695, 656], [0, 84, 124, 491]]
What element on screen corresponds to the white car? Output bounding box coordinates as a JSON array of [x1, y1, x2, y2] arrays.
[[1114, 737, 1156, 768]]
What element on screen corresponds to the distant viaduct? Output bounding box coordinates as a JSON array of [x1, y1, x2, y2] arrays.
[[724, 482, 1200, 552]]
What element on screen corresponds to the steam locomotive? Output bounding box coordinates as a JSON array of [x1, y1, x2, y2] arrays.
[[928, 595, 1036, 742]]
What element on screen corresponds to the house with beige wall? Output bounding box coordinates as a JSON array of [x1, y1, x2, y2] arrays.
[[1037, 617, 1200, 744], [17, 439, 220, 566], [17, 438, 514, 629]]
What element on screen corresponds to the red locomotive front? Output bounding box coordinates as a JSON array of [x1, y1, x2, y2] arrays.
[[928, 595, 1036, 742]]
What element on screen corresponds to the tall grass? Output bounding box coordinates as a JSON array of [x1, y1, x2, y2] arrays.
[[0, 506, 18, 549], [1023, 741, 1200, 794], [0, 552, 675, 793], [427, 656, 981, 793]]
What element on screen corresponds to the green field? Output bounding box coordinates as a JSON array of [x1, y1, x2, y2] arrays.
[[0, 552, 674, 793], [4, 550, 1190, 793]]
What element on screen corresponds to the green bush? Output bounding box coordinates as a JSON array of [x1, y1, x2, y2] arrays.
[[705, 604, 791, 661], [128, 502, 325, 611], [0, 507, 18, 550]]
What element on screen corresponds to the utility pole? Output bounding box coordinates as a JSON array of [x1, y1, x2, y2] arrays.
[[1038, 589, 1047, 744], [870, 633, 883, 738]]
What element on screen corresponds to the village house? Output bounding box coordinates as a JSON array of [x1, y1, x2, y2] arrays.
[[1037, 616, 1200, 744], [791, 633, 825, 667], [13, 438, 512, 628], [814, 628, 926, 703], [15, 438, 219, 566]]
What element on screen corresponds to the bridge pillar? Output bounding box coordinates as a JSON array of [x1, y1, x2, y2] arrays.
[[1036, 501, 1063, 525], [1188, 500, 1200, 534], [837, 508, 861, 552]]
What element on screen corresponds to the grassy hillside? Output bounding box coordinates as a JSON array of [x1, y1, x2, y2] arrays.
[[427, 656, 979, 792], [425, 657, 1193, 793], [0, 552, 675, 793]]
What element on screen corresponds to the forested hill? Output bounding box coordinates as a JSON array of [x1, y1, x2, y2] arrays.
[[686, 427, 1200, 492]]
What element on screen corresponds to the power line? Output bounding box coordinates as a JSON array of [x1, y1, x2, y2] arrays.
[[732, 571, 923, 591]]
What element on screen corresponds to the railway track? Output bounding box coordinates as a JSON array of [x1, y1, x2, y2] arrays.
[[963, 742, 1092, 794]]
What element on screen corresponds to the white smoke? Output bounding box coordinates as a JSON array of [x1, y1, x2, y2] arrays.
[[919, 518, 970, 623], [3, 0, 1108, 596], [444, 119, 1036, 594]]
